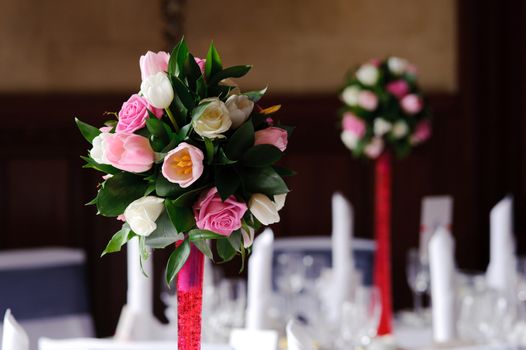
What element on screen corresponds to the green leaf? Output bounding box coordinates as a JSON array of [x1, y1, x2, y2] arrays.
[[196, 76, 207, 99], [168, 37, 189, 77], [224, 121, 254, 160], [96, 173, 148, 217], [242, 166, 289, 196], [215, 166, 240, 201], [165, 239, 191, 285], [184, 53, 203, 89], [204, 138, 214, 164], [81, 156, 120, 175], [145, 210, 184, 248], [208, 65, 252, 86], [177, 123, 193, 140], [217, 238, 236, 262], [205, 42, 223, 80], [227, 229, 242, 252], [215, 148, 237, 165], [146, 116, 170, 151], [165, 199, 195, 233], [139, 236, 151, 277], [75, 118, 101, 144], [239, 243, 246, 273], [241, 145, 282, 167], [188, 229, 225, 241], [273, 165, 297, 177], [193, 239, 214, 260], [101, 225, 133, 256], [172, 186, 207, 207], [171, 75, 196, 111], [156, 172, 185, 197], [243, 87, 268, 102]]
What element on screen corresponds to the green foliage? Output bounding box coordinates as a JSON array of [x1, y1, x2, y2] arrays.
[[208, 65, 252, 86], [101, 224, 134, 256], [165, 199, 195, 233], [165, 239, 191, 285], [145, 210, 183, 248], [75, 118, 101, 144], [242, 166, 289, 196], [215, 166, 240, 201], [224, 122, 254, 160], [216, 238, 236, 262], [205, 42, 223, 80], [241, 145, 282, 167], [96, 173, 148, 217]]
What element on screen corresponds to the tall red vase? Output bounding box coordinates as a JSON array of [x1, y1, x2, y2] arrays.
[[374, 151, 393, 335], [177, 243, 204, 350]]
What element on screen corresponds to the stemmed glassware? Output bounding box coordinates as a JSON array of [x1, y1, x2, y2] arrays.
[[406, 248, 430, 320]]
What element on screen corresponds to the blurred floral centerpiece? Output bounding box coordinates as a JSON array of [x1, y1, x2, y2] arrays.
[[339, 57, 431, 159], [75, 38, 293, 350]]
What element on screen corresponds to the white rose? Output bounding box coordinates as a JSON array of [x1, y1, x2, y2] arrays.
[[356, 64, 379, 86], [341, 86, 360, 106], [124, 196, 165, 236], [364, 137, 384, 159], [140, 72, 174, 109], [392, 120, 409, 138], [273, 193, 287, 211], [374, 118, 392, 136], [241, 226, 255, 248], [387, 57, 408, 75], [249, 193, 280, 225], [90, 132, 112, 164], [341, 130, 359, 150], [192, 98, 232, 139], [226, 94, 254, 129]]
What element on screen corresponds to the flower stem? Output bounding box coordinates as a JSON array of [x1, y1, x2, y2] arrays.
[[165, 107, 180, 132]]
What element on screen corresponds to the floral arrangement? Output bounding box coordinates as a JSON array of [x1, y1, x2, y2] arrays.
[[76, 39, 293, 284], [339, 57, 431, 159]]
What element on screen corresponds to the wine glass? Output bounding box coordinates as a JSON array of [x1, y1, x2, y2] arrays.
[[406, 248, 430, 319], [275, 252, 308, 321], [340, 286, 382, 349]]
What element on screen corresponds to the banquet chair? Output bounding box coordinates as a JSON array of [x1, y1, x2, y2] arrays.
[[272, 236, 376, 288], [0, 247, 94, 350]]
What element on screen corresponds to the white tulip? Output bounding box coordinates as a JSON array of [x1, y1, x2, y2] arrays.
[[249, 193, 280, 225], [392, 120, 409, 138], [356, 64, 379, 86], [341, 130, 359, 150], [273, 193, 287, 211], [192, 98, 232, 139], [226, 94, 254, 128], [90, 132, 112, 164], [387, 57, 408, 75], [364, 137, 384, 159], [241, 226, 255, 248], [140, 72, 174, 109], [341, 86, 360, 106], [374, 118, 392, 136], [124, 196, 165, 236]]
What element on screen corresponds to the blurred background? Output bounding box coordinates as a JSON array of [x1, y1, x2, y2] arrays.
[[0, 0, 524, 338]]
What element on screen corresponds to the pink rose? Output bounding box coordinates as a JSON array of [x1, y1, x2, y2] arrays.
[[105, 133, 155, 173], [193, 187, 248, 236], [401, 94, 423, 115], [386, 80, 410, 99], [411, 120, 432, 144], [358, 90, 378, 111], [139, 51, 170, 80], [161, 142, 204, 188], [116, 94, 163, 133], [254, 127, 288, 152], [342, 112, 366, 138], [195, 57, 206, 74], [369, 58, 381, 67]]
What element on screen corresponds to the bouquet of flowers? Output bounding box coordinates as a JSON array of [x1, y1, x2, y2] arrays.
[[76, 39, 293, 285], [339, 57, 431, 159]]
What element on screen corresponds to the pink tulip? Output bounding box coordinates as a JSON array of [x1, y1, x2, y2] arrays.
[[193, 187, 247, 236], [254, 127, 288, 152], [400, 94, 424, 115], [139, 51, 170, 80], [116, 94, 163, 133], [104, 133, 155, 173], [386, 80, 410, 99], [161, 142, 204, 188], [358, 91, 378, 111], [195, 57, 206, 74], [342, 112, 366, 138]]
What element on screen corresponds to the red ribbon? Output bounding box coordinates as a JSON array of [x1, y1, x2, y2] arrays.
[[374, 151, 393, 335]]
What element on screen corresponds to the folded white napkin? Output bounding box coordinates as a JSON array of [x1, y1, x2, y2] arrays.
[[327, 193, 356, 323], [429, 227, 457, 343], [286, 320, 316, 350], [245, 229, 274, 330], [486, 196, 517, 293], [2, 310, 29, 350]]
